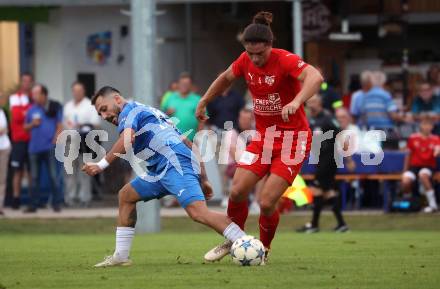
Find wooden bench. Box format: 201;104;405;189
301;172;440;211
302;173;440;182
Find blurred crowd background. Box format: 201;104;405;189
0;0;439;215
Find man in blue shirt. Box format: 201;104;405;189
24;84;63;213
358;76;399;130
83;86;248;267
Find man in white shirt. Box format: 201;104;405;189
63;82;100;207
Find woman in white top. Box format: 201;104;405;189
0;107;11;215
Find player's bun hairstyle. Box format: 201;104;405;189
253;11;273;26
92;86;121;105
242;11;274;44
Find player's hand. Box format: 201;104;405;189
281;100;301;122
81;163;103;176
195;100;209;122
200;180;214;200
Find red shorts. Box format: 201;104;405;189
236;131;312;184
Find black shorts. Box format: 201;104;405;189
10;141;30;170
312;154;337;192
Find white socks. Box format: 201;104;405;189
425;190;438;209
223;222;246;243
113;227;135;260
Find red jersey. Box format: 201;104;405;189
232;48;309;134
9;91;31;142
407;133;440;168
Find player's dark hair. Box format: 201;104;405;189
92;86;121;105
242;11;274;44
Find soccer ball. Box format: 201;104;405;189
230;235;265;266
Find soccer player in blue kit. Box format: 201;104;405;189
82;86;247;267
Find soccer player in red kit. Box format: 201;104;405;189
196;11;323;263
401;116;440;213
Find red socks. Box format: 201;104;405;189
227;199;280;248
227;199;248;230
259;210;280;249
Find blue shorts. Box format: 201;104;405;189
130;154;205;208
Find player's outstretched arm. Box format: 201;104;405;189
196;66;236;122
281;65;323;122
82;128;135;176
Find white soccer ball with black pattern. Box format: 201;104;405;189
230;235;265;266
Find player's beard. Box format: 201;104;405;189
106;105;122;126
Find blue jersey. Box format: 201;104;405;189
359;87;397;129
117;101;193;169
119;101;205;208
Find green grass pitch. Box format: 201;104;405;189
1;214;440;289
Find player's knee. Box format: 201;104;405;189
118;188;129;204
229;183;247;202
418;172;430;181
258;199;275;215
401;176;411;185
188;209;205;224
402;175;415;188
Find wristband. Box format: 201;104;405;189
96;158;110;170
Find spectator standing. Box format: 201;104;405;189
63;82;101;207
0;107;11;215
9;73;33;209
161;73;201;141
401;116;440;213
24;84;63;213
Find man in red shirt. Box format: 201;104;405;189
9;73;33;209
196;11;323;263
402;115;440;213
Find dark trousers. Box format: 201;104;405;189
29;148;62;208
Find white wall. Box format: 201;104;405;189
35;6;132;104
35;11;65;103
34;4;248;104
61;6;132;103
